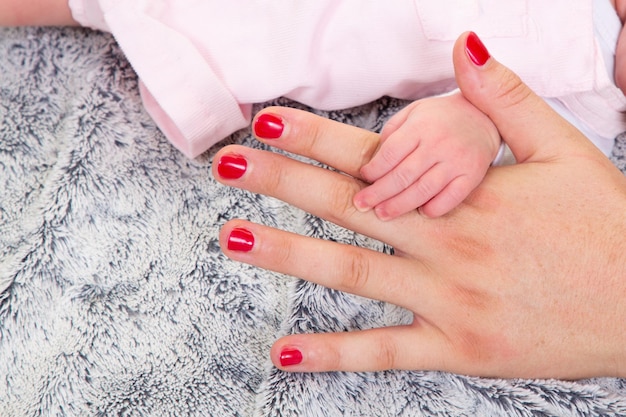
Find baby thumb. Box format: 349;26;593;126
453;32;584;163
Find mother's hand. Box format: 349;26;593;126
213;32;626;379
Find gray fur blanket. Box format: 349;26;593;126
1;26;626;417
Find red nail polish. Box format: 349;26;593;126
466;32;490;66
279;348;303;366
217;154;247;179
227;228;255;252
254;113;284;139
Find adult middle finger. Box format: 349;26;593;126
212;143;430;253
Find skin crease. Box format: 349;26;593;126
214;32;626;379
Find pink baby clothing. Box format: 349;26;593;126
68;0;626;158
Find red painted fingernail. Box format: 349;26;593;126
466;32;490;66
280;348;303;366
254;113;284;139
217;154;247;179
227;228;255;252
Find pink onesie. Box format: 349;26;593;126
69;0;626;158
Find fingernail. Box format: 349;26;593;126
279;348;303;366
254;113;284;139
217;154;247;179
466;31;490;66
353;195;371;213
374;206;392;222
227;228;255;252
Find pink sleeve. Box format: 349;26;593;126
65;0;433;159
104;6;249;159
67;0;615;160
67;0;109;32
68;0;249;159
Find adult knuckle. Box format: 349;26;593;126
359;131;383;162
374;334;399;369
325;346;343;371
324;179;361;222
262;158;287;195
455;329;485;363
299;122;324;157
336;247;371;292
436;222;494;262
450;283;489;310
272;235;295;268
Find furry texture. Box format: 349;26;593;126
0;27;625;417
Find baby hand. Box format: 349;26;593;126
354;92;501;219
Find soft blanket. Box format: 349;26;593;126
1;26;625;417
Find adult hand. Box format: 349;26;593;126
213;32;626;379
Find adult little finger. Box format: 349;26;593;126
269;324;456;373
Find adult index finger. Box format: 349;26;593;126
212;145;428;253
252;106;381;181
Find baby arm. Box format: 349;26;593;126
353;91;501;220
0;0;76;26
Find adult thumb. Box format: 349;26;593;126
453;31;591;163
